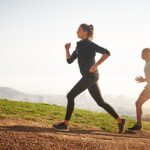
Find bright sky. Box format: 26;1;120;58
0;0;150;99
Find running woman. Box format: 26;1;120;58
53;23;125;133
129;48;150;130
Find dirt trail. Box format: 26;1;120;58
0;119;150;150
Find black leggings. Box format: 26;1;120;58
65;73;119;121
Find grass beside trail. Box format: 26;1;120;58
0;99;150;132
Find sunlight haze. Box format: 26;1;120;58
0;0;150;101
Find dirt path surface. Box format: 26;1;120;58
0;119;150;150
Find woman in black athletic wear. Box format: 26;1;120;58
53;23;125;133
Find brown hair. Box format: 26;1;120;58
80;23;94;40
142;48;150;55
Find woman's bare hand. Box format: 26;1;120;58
65;43;71;50
135;76;146;83
89;64;98;73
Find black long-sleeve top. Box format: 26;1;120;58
67;39;110;76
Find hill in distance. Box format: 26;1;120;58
0;86;149;118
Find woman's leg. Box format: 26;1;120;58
135;88;150;125
88;81;119;119
87;81;126;133
65;76;97;121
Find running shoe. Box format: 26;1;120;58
128;124;142;131
52;121;69;132
118;118;126;133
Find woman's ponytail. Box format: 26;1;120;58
80;23;94;40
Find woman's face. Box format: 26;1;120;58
76;26;87;39
142;51;150;60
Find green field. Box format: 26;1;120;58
0;99;150;132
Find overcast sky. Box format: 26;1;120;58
0;0;150;100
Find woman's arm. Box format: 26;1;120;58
135;76;146;83
89;42;111;56
136;63;150;83
136;76;150;83
65;43;78;64
95;53;109;66
65;43;71;60
89;42;110;72
89;54;109;72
